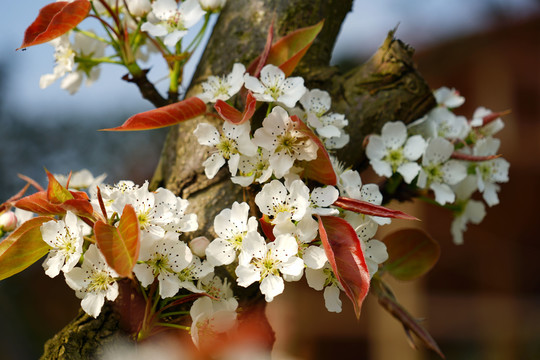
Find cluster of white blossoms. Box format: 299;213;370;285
41;0;227;94
365;87;510;244
193;63;387;313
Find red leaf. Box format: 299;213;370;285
214;92;257;125
0;216;53;280
46;169;73;204
15;191;66;215
291;115;337;185
102;97;207;131
94;204;140;278
333;197;418;221
258;215;275;242
18;0;91;50
317;215;370;318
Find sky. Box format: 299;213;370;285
1;0;539;120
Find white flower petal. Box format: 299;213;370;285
260;274;284;302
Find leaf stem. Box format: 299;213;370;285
155;323;190;331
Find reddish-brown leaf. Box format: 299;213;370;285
18;0;91;50
102;96;207;131
247;20;324;77
46;169;73;204
94;204;140;278
291;115;337;185
381;228;440;281
0;216;53;280
15;191;66;215
318;215;370;319
258;215;275;242
333;197;418;221
248;20;274;77
214;92;257;125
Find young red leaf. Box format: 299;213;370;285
214;92;257;125
18;0;91;50
381;228;440;281
102;96;207;131
46;169;73;204
0;216;53;281
14;191;66;215
333;196;418;221
291;115;337;185
250;20;275;78
247;20;324;77
94;204;140;278
317;215;370;319
258;215;275;242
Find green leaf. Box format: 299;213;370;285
0;217;53;281
102;96;207;131
18;0;91;50
381;228;440;281
318;215;370;319
94;204;140;278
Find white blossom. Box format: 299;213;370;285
255;179;311;225
133;232;193;298
473;137;510;206
197;63;245;103
141;0;206;47
450;176;486;245
235;234;303;302
253;106;318;178
194;121;257;179
230;150;273;186
366;121;426;184
54;169;107;191
244;64;306;108
205;202;262;266
309;186;339;216
177;255;214;293
64;245;119;318
417;137;467;205
305;263;343;313
190;296;238;348
40;211;84;278
434;86;465;109
198;0;226;12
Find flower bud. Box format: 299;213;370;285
0;211;18;232
198;0;226;12
189;236;211;257
126;0;152;17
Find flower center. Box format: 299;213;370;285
88;270;114;293
216;136;237;159
384;148;405;171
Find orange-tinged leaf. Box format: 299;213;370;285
247;20;324;77
18;0;91;50
381;228;440;281
0;216;53;281
258;215;275;242
291;115;337;185
318;215;370;318
333;196;418;220
46;169;73;204
94;205;140;278
214;92;257;125
15;191;66;215
102;96;207;131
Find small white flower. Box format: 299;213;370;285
205;202;262;266
64;244;119;318
309;186;339;216
255;179;311;225
40;211;84;278
433;86;465;109
417;137;467;205
198;274;234;301
253;106;318;178
244;64;306;108
198;0;226;12
177;256;214;293
230;149;273;186
197;63;245;103
450;176;486;245
366;121;426;184
141;0;206;47
133;232;193;298
471;107;505;137
473;137;510;207
235;234;303;302
194;121;257;179
305;263;343;313
190;296;238;348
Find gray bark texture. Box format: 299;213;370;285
41;0;435;358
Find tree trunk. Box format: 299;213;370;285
41;0;435;358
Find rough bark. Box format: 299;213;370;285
41;0;436;358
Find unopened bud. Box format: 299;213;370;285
0;211;18;232
190;236;211;257
199;0;226;12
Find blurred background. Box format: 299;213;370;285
1;0;540;359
